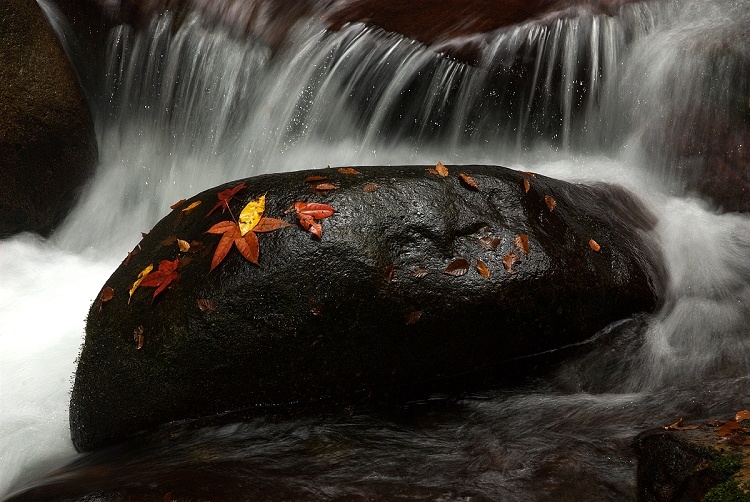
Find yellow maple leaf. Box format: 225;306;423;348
238;194;265;236
129;264;153;303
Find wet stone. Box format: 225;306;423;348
70;164;665;451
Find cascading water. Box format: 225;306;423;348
1;0;749;499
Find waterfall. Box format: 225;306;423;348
1;0;749;498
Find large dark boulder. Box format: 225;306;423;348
0;0;98;237
70;165;664;451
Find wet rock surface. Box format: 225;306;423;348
70;164;665;452
635;414;750;502
0;0;98;237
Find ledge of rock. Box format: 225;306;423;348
0;0;98;238
70;164;665;451
635;412;750;502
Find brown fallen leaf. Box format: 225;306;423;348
427;162;449;177
444;258;469;277
717;421;743;437
384;265;396;284
178;256;192;269
170;199;186;210
405;310;423;325
459;173;480;191
522;171;537;178
189;240;204;253
729;435;750;446
141;232;149;238
123;244;141;265
523;179;531;193
736;410;750;422
196;298;217;314
514;234;530;256
338;167;361;175
308;297;324;316
503;252;518;273
544;195;557;211
411;266;428;278
589;239;601;252
664;417;701;431
305;175;329;183
478;236;501;251
134;325;144;350
476;259;490;278
314;183;338;191
161;235;177;247
100;286;114;303
362;183;379;193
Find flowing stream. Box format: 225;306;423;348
1;0;749;499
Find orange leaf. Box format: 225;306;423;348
295;201;334;238
295;202;335;219
170;199;186;210
209;224;239;272
523;179;531;193
207;221;237;234
476;259;490;278
717;421;742;437
522;171;536;178
514;234;530;256
140;258;180;299
503;252;518;273
435;162;449;177
444;258;469;277
363;183;378;193
298;213;322;238
736;410;750;422
254;217;292;233
305;175;329;183
206;182;246;217
234;232;259;265
459;173;480;191
589;239;601;252
544;195;557;211
338;167;361;175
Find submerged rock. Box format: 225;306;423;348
0;0;98;237
70;165;664;451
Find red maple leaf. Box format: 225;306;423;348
139;258;180;300
205;182;246;218
206;217;290;271
294;201;335;238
